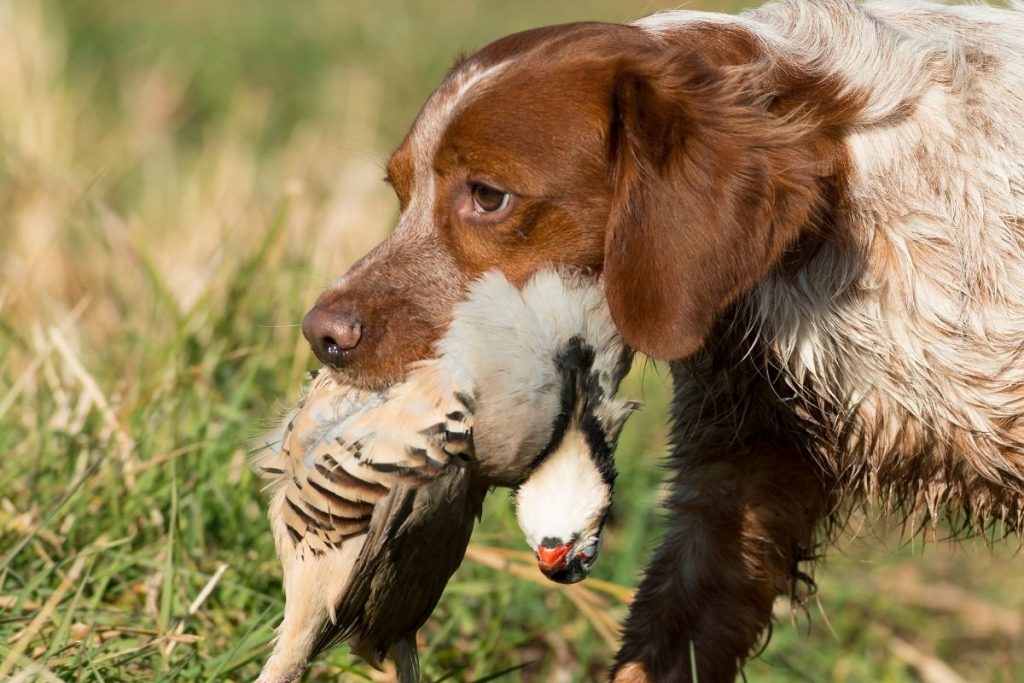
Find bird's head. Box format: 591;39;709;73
514;428;615;584
512;329;638;584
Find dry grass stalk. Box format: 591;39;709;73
463;545;633;651
0;554;88;679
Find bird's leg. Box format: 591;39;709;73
257;491;364;683
255;551;330;683
612;439;832;683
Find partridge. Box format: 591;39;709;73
253;270;636;682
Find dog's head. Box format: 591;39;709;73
303;21;836;389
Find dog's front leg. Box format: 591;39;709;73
612;435;831;683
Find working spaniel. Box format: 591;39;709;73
299;1;1024;680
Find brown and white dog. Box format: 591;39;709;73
300;1;1024;681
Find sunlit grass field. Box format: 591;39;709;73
1;1;1022;681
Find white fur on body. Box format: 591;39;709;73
639;0;1024;521
253;270;634;682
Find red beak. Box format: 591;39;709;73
536;543;572;577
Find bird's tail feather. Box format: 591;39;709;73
390;635;421;683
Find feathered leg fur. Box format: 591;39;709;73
613;438;830;683
613;344;834;683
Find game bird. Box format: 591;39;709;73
253;270;637;683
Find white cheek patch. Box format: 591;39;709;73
514;429;612;549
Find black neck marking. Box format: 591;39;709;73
520;336;619;489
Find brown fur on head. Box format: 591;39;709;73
301;21;834;388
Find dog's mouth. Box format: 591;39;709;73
323;365;396;394
307;267;605;392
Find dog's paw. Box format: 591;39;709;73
612;662;652;683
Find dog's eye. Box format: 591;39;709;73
471;184;510;213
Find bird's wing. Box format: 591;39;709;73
345;360;476;467
254;365;475;559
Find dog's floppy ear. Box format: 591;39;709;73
604;49;822;360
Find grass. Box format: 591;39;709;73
1;0;1022;681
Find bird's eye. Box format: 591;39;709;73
471;183;510;213
578;543;599;560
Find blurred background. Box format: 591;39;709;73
1;0;1021;681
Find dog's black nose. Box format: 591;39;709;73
302;306;363;368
